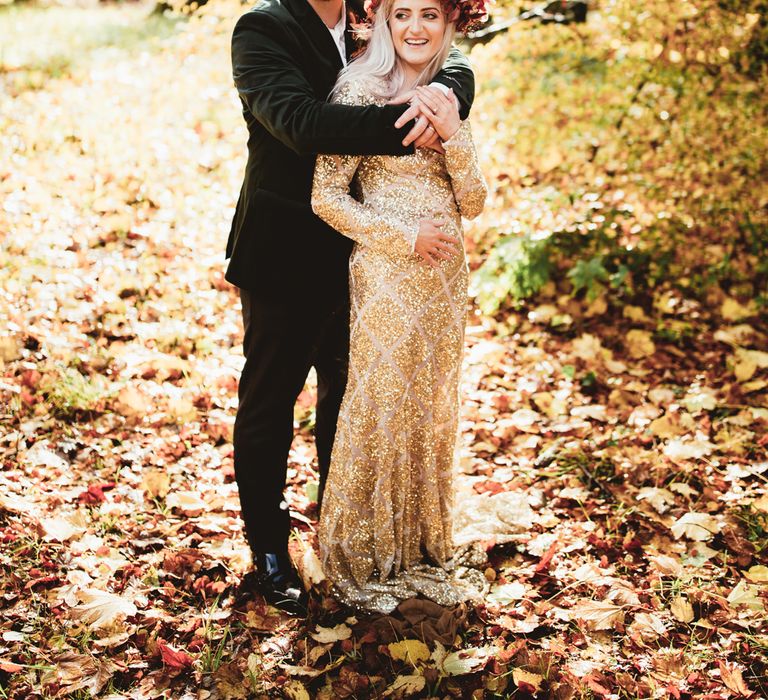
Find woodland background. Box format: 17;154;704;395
0;0;767;698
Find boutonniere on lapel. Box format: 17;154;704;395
347;7;369;59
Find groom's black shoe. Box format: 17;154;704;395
238;550;308;615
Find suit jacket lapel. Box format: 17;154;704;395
282;0;344;70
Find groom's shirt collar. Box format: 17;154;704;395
327;2;348;66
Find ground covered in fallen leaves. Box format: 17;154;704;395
1;2;767;698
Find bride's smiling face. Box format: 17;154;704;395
388;0;447;72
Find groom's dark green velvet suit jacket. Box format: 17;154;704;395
225;0;475;299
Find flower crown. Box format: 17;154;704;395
361;0;491;34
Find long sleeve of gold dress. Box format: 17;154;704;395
311;79;488;614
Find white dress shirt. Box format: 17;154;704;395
326;4;348;66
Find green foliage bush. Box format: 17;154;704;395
471;0;768;314
472;233;552;314
474;204;767;314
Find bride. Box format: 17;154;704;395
311;0;488;614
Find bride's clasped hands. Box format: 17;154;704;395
391;83;461;147
412;84;462;142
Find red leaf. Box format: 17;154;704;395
473;480;506;495
187;637;206;652
157;641;194;670
584;672;612;696
21;369;41;389
534;540;560;573
77;482;116;504
517;680;539;694
358;628;377;644
0;660;24;673
24;574;60;590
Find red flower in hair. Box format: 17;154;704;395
362;0;491;34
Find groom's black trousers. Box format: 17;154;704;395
233;288;349;555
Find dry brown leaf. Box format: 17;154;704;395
718;660;755;697
669;596;695;622
744;565;768;583
636;487;676;514
628;611;667;642
382;674;426;698
572;333;603;361
487;581;528;605
140;469;170;498
664;437;715;462
158;641;195;669
623;305;648;322
512;668;543;692
441;646;494;675
682;386;718;414
670;513;721;541
0;336;22;362
387;640;430;666
625;329;655;359
281;681;311;700
528;304;558;324
165;490;209;515
648;413;686;439
113;384;153;417
584;294;607;317
508;408;542;432
721;298;756;321
167;395;197;422
41;652;120;696
727;581;764;611
648;554;683;576
753;494;768;513
299;543;327;586
40;513;88;542
570;599;626;630
70;588;138;629
310;623;352;643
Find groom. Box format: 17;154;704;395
226;0;475;613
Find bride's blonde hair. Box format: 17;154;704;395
332;0;457;101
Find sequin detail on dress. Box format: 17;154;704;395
311;79;488;614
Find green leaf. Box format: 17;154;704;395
567;256;609;300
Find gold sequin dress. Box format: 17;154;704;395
311;78;488;614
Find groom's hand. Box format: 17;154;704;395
415;86;460;142
391;91;440;148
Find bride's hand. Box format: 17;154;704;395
415;86;460;142
422;134;446;154
390;91;441;148
414;219;459;267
